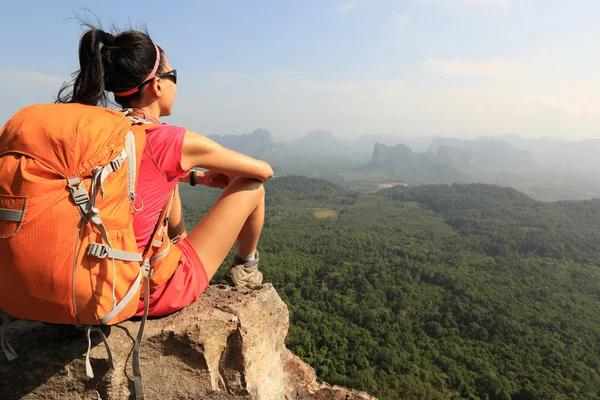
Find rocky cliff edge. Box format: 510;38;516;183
0;284;376;400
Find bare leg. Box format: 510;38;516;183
185;177;265;281
236;190;265;257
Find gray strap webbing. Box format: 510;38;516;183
88;211;112;250
67;178;92;222
100;148;128;186
89;148;127;203
90;147;127;206
150;240;171;265
95;327;115;370
90;170;103;209
133;263;151;400
84;326;94;378
83;326;115;379
125;114;154;125
0;208;23;222
125;131;137;202
87;243;142;262
98;266;144;325
85;193;115;310
0;317;18;361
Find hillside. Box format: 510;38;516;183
427;137;533;171
349;134;439;153
180;177;600;400
360;142;470;185
289;130;345;154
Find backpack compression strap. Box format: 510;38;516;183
133;188;177;400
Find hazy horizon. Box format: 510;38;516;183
221;129;600;144
1;0;599;141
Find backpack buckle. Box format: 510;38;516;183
110;157;123;172
67;178;90;206
87;243;109;259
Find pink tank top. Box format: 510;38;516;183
133;124;189;250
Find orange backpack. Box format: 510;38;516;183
0;103;181;397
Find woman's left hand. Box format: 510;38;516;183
203;170;232;189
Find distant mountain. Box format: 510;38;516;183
535;139;600;170
433;145;473;169
367;142;473;172
364;142;469;183
290;130;345;153
209;128;282;158
488;135;600;171
489;135;567;155
349;135;439;153
428;137;533;170
368;142;417;168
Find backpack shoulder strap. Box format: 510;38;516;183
115;111;176;400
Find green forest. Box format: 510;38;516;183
179;176;600;400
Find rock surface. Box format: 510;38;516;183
0;284;376;400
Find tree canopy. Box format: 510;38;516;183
180;177;600;400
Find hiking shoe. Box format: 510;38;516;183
224;251;263;289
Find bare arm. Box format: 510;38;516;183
168;188;187;240
181;131;273;182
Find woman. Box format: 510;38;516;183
58;27;273;317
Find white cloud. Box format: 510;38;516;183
209;70;405;94
265;70;309;78
4;61;600;142
520;91;600;119
0;69;67;88
416;0;510;6
211;72;250;84
175;52;600;140
277;77;406;95
0;69;68;124
339;1;355;12
424;58;518;77
393;12;412;26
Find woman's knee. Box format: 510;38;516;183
229;177;265;198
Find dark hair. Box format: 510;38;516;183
57;27;167;108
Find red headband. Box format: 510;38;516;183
113;43;161;97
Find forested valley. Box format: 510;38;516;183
180;176;600;400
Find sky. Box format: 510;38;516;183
1;0;599;141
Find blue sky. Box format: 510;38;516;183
1;0;599;140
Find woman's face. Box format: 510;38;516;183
155;57;177;117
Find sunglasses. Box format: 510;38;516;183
157;69;177;84
138;69;178;90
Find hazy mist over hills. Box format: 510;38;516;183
209;126;599;171
208;128;600;202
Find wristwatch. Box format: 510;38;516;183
189;170;197;186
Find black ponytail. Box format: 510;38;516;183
57;26;167;108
